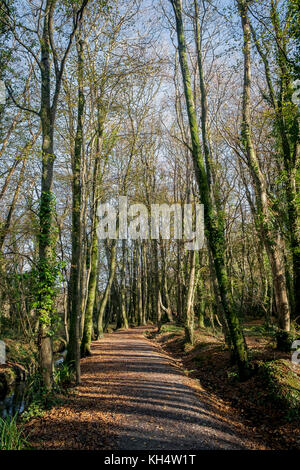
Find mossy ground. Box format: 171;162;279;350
259;359;300;417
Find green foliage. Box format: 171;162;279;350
21;371;64;423
3;339;37;368
259;359;300;420
227;370;239;381
287;0;300;73
0;414;29;450
34;191;66;334
20;364;74;424
21;402;45;423
160;324;183;334
0;269;39;338
33;258;62;328
54;363;75;389
243;324;277;338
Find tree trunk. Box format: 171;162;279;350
96;239;117;338
184;250;196;344
66;37;85;384
160;240;173;322
119;240;129;329
171;0;249;378
153;239;161;331
37;0;56;389
80;187;99;356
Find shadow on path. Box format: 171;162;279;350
27;326;254;450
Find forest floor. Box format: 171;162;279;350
150;322;300;451
25;326;262;450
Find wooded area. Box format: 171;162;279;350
0;0;299;452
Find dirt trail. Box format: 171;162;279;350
27;326;258;450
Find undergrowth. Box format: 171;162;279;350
0;414;29;450
21;363;75;423
259;359;300;420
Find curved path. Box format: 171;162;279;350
27;327;255;450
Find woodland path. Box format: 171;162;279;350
27;326;256;450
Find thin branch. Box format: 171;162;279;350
5;83;40;116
